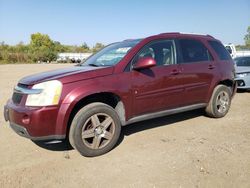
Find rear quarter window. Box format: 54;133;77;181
208;41;232;61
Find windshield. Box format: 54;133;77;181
81;40;141;67
234;57;250;66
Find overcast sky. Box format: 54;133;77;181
0;0;249;46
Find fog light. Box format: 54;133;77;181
237;80;245;87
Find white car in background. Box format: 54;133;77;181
225;44;250;58
234;56;250;90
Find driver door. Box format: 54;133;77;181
131;39;184;117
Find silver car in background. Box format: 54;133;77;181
234;56;250;90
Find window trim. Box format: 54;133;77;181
128;39;177;71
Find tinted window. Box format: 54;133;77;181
179;39;212;63
135;40;176;66
234;57;250;66
209;41;232;61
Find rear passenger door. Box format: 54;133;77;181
177;39;217;106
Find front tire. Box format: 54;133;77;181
205;85;232;118
69;102;121;157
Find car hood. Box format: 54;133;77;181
235;66;250;74
19;65;114;85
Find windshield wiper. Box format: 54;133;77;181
88;63;99;67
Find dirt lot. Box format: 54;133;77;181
0;64;249;188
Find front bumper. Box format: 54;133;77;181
4;100;66;141
9;122;65;141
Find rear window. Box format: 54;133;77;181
179;39;212;63
209;41;232;61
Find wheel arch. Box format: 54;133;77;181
217;79;237;96
218;79;234;88
206;78;235;104
62;92;126;138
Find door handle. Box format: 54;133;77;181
208;64;215;69
170;69;181;75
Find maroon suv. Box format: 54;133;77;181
4;33;236;157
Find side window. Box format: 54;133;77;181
208;41;232;61
179;39;212;63
134;40;176;66
138;47;155;59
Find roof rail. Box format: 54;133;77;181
206;34;215;38
158;32;214;38
158;32;180;35
180;32;215;38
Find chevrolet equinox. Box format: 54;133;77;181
4;33;236;157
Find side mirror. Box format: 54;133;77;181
133;57;156;70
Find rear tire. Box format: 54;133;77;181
205;85;232;118
69;102;121;157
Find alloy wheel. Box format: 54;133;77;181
81;113;115;149
216;91;230;113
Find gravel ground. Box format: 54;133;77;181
0;64;249;188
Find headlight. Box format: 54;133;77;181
25;80;62;107
237;72;250;78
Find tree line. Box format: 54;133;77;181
1;27;250;64
0;33;104;64
236;26;250;50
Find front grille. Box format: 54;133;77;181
12;83;28;104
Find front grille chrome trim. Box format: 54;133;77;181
14;86;43;95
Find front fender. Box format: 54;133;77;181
54;87;103;136
54;86;130;135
